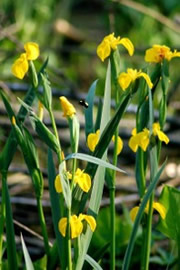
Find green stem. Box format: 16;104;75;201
49;109;62;163
139;149;146;198
110;127;119;270
0;172;6;264
67;208;72;270
70;158;77;190
37;197;50;255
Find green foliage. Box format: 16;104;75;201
158;185;180;241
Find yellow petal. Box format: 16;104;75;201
168;50;180;61
137;72;153;89
145;45;171;63
82;214;96;232
128;135;139;152
24;42;40;60
11;53;29;79
97;40;111;62
70;215;83;239
153;202;166;219
112;135;123;155
152;122;160;136
118;72;132;91
77;172;91;193
132;128;137;136
59;96;76;117
58;217;67;237
87;130;100;152
130;206;139;222
157;130;169;144
118;38;134;56
12;116;16;125
54;174;62;193
138;128;150;151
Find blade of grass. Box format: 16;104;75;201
122;159;167;270
85;254;103;270
75;60;111;270
20;233;34;270
3;173;18;270
47;149;66;270
85;79;98;137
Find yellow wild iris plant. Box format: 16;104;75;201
1;31;178;270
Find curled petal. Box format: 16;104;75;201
87;130;100;152
54;175;62;193
97;40;111;62
59;96;76;117
118;38;134;56
83;215;96;232
130;206;139;222
112;135;123;155
168;50;180;61
153;202;166;219
70;215;83;239
118;72;132;91
24;42;40;60
137;72;153;89
11;53;29;79
58;217;67;237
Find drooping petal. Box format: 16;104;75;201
77;172;91;192
137;72;153;89
11;53;29;79
58;217;67;237
82;215;96;232
87;130;100;152
130;206;139;222
118;72;132;91
59;96;76;117
97;40;111;62
24;42;40;60
128;135;139;152
70;215;83;239
156;130;169;144
54;174;63;193
112;135;123;155
153;202;166;219
118;38;134;56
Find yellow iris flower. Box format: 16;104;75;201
118;68;153;91
130;201;166;222
129;123;169;152
54;169;91;193
129;128;150;152
59;96;76;117
87;129;123;155
97;33;134;62
11;42;40;79
59;214;96;239
152;123;169;144
145;45;180;63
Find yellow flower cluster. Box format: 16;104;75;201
12;42;39;79
97;33;134;62
118;68;153;91
130;201;166;222
59;214;96;239
145;45;180;63
59;96;76;118
129;123;169;152
54;168;91;193
87;129;123;155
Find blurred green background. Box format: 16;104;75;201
1;0;180;95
